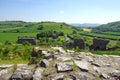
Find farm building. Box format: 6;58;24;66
17;36;36;45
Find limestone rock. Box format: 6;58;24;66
49;73;64;80
56;62;73;72
0;64;14;80
38;59;49;68
33;68;43;80
74;60;89;72
11;66;33;80
0;64;13;69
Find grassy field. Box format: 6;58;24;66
82;28;92;32
79;31;120;40
0;21;120;63
0;33;37;43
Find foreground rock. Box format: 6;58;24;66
11;65;34;80
56;62;73;72
37;59;49;68
0;47;120;80
0;64;14;80
74;60;90;71
33;68;43;80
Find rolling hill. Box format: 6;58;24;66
0;21;74;33
70;23;101;28
0;21;76;43
92;21;120;32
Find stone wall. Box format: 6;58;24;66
74;38;86;49
90;38;109;50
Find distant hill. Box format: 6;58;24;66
70;23;101;28
92;21;120;32
0;21;74;33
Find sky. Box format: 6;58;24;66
0;0;120;24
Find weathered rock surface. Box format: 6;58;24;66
33;68;43;80
11;65;34;80
0;47;120;80
56;62;73;72
74;60;90;71
38;59;49;68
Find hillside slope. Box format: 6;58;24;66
0;21;74;33
92;21;120;32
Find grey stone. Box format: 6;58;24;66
111;70;120;78
38;59;49;68
56;62;73;72
100;73;109;79
74;60;89;72
49;73;64;80
68;75;76;80
11;72;23;80
0;64;13;69
11;67;33;80
91;62;101;67
33;68;43;80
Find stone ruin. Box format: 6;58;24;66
90;38;109;50
64;38;86;49
74;38;86;49
17;36;36;45
52;33;58;39
63;42;75;49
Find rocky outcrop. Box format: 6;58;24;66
33;68;43;80
11;65;34;80
37;59;49;68
0;64;14;80
74;60;90;71
0;47;120;80
56;62;73;72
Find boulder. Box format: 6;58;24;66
11;72;23;80
11;66;33;80
0;64;14;80
74;60;89;72
33;68;43;80
0;64;13;69
38;59;49;68
49;73;64;80
110;70;120;79
56;62;73;72
0;69;13;80
42;51;53;60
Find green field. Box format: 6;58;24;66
0;21;120;64
79;31;120;40
0;33;36;43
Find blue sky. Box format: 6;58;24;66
0;0;120;23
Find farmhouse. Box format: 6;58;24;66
17;36;36;45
